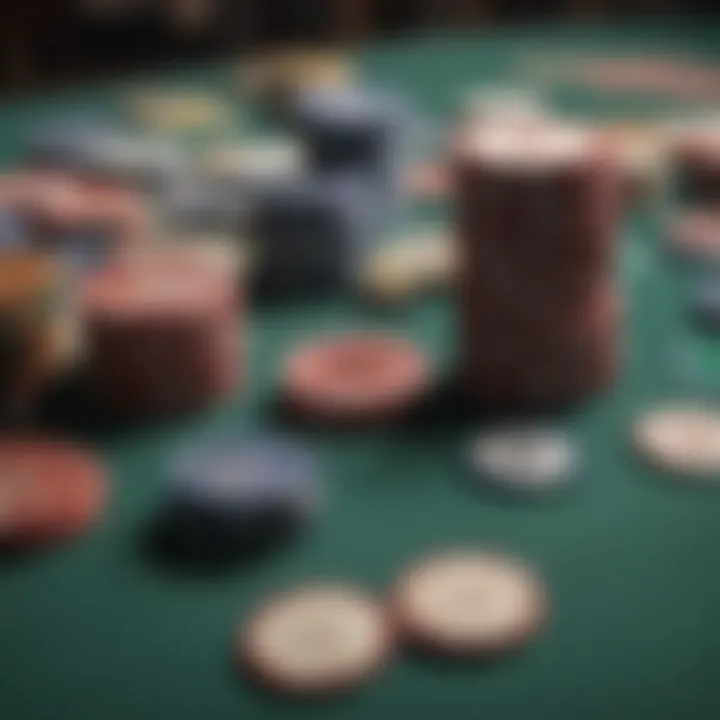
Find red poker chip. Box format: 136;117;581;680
0;439;109;547
282;333;431;426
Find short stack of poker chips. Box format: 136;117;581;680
162;433;323;562
0;252;70;414
249;176;371;302
453;123;623;408
293;87;413;238
81;246;241;421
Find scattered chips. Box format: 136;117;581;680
240;584;391;696
634;404;720;477
0;439;108;547
468;424;579;493
391;550;547;657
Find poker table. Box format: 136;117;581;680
4;21;720;720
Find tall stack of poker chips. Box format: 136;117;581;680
453;123;622;408
81;247;241;421
249;176;370;302
293;86;413;239
0;252;69;416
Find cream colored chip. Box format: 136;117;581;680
202;139;304;181
635;405;720;476
470;425;577;490
127;91;231;131
393;551;546;655
242;585;390;694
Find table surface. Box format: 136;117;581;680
3;22;720;720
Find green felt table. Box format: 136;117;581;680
4;22;720;720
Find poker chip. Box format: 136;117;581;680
467;424;579;493
668;211;720;265
127;90;231;132
250;176;372;302
201;139;305;189
240;584;391;696
452;122;621;407
282;333;431;426
391;550;547;657
240;49;353;113
170;433;322;520
634;404;720;477
0;439;108;547
82;247;240;420
601;122;669;204
360;228;455;305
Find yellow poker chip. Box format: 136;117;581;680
126;90;232;132
359;228;455;306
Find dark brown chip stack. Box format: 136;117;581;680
81;247;241;421
672;126;720;204
452;123;623;408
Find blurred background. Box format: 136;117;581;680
1;0;716;95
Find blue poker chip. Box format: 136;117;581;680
170;432;323;519
161;433;324;564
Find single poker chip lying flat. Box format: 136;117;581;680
282;333;431;426
391;550;547;657
468;424;579;493
240;584;392;696
634;404;720;477
0;439;109;547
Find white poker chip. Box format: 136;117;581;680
468;425;579;492
634;404;720;477
392;550;547;657
240;584;392;696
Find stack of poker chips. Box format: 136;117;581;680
453;123;622;408
160;433;323;564
0;252;70;416
249;176;370;302
293;86;413;239
81;246;241;422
